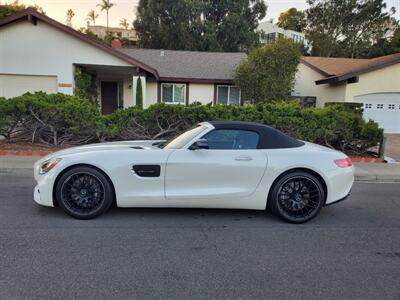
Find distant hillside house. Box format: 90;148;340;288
88;24;138;41
0;9;399;133
258;21;306;45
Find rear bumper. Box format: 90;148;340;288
324;191;351;206
324;166;354;205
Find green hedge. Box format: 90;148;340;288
0;93;383;154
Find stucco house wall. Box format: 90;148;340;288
146;82;158;107
292;63;347;107
188;84;214;105
344;64;400;102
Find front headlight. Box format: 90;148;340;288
39;158;62;175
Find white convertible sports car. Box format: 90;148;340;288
34;121;354;223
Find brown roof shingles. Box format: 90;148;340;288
118;48;247;82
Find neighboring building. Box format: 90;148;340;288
0;8;245;114
88;24;138;41
294;55;400;133
1;9;399;133
258;21;306;45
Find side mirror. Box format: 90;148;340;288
189;139;209;150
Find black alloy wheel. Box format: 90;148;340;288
56;166;114;219
270;172;325;223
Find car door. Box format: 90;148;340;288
165;129;268;200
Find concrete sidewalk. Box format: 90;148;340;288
353;162;400;182
1;155;399;182
0;155;40;176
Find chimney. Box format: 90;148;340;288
111;39;122;49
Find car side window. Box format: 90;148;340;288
203;129;259;150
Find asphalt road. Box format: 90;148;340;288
0;174;399;300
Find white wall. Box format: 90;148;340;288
0;74;57;98
0;21;132;95
146;82;158;107
189;83;214;105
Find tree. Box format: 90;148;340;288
305;0;395;58
134;0;267;52
234;39;301;103
277;8;306;32
362;23;400;57
66;9;75;27
86;10;99;25
0;1;45;20
97;0;116;30
119;18;129;29
136;78;143;109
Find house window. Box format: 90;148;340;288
263;32;276;43
388;104;395;109
377;104;384;109
217;86;241;105
161;83;186;104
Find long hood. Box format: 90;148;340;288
43;140;166;159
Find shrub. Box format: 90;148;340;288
0;93;100;146
0;94;383;154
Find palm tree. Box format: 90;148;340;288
97;0;116;30
66;9;75;27
86;10;99;25
119;18;129;30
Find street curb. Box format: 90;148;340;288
0;150;51;156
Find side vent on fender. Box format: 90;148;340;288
132;165;161;177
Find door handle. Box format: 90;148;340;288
235;155;253;161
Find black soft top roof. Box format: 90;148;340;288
208;121;304;149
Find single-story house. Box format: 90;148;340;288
1;9;399;133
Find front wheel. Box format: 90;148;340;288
55;166;114;219
269;171;325;223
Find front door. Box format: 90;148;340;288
101;81;118;114
165;129;268;200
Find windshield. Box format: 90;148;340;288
163;125;208;149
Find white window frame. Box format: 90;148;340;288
161;83;186;104
216;85;241;105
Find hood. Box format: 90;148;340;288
42;140;166;160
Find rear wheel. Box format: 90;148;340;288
55;166;114;219
269;171;325;223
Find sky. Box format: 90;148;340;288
10;0;400;28
13;0;309;29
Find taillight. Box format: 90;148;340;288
334;157;353;168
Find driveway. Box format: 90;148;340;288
385;134;400;161
1;173;399;299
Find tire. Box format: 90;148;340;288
269;171;325;224
55;166;114;220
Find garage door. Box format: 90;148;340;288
0;74;57;99
354;93;400;134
